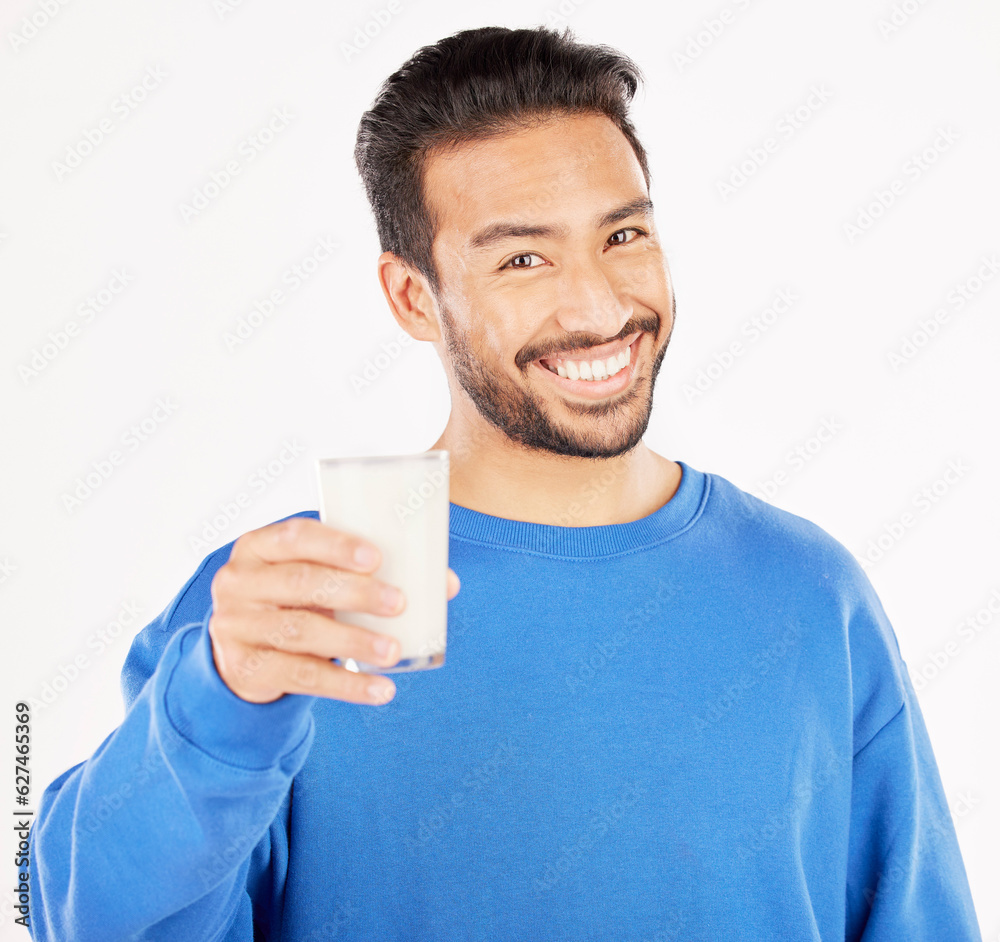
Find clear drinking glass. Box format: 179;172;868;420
314;450;450;673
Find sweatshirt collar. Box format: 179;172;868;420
447;459;708;558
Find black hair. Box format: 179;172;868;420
354;24;651;297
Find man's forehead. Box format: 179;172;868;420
422;115;644;245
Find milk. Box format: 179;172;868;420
315;450;449;672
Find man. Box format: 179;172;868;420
28;24;982;941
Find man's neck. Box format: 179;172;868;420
427;426;681;528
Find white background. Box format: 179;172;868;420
1;0;998;936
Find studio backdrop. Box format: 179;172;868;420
1;0;997;937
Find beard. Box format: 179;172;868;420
435;296;674;460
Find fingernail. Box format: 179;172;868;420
354;545;379;567
368;681;393;701
373;635;396;657
381;585;403;612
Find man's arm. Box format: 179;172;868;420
27;546;317;941
845;663;982;941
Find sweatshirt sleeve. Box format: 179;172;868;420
843;575;982;941
27;532;319;942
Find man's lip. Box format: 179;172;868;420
536;331;642;367
532;333;641;394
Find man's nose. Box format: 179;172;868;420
553;256;633;338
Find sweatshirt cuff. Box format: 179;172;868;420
162;615;316;770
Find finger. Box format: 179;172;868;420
447;568;460;599
230;516;385;573
222;607;402;667
222;642;397;705
216;558;405;615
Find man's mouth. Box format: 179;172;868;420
536;331;640;382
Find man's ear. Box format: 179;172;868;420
377;251;442;342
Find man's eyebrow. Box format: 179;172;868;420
466;196;654;252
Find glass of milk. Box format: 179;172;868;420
314;450;449;673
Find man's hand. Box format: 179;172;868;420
207;516;460;705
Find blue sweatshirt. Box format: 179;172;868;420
27;459;982;941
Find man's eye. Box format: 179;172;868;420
608;227;645;246
499;228;645;271
501;252;543;271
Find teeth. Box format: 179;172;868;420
544;342;632;381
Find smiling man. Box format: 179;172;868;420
386;108;679;524
27;24;982;942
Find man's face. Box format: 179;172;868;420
422;111;675;460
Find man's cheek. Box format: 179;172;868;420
622;259;667;298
